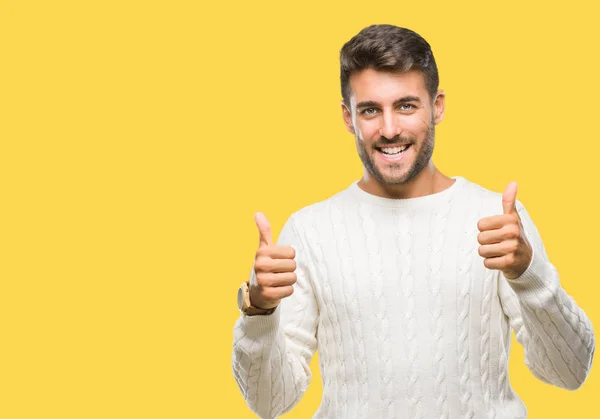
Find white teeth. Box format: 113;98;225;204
381;145;408;154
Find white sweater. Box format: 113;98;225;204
232;176;595;419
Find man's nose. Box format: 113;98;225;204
378;110;401;139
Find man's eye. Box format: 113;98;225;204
361;108;378;115
399;104;415;111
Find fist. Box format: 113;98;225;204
250;212;297;309
477;182;533;279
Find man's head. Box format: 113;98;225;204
340;25;445;186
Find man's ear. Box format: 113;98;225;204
433;89;445;125
341;101;355;134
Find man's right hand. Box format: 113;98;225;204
250;212;297;310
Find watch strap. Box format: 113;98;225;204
239;281;277;316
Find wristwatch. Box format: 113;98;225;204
237;281;277;316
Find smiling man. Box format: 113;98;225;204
345;67;448;199
232;24;595;419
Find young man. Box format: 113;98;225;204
232;24;595;419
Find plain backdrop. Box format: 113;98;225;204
0;0;598;418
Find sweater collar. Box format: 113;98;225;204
347;176;466;209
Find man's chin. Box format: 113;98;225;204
375;172;411;185
381;177;409;186
375;167;410;185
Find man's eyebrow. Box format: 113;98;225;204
356;96;422;109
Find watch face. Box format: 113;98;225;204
237;286;243;310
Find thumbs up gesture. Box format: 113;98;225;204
476;182;533;279
250;212;297;310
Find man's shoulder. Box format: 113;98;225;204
460;177;502;201
459;177;526;214
287;183;354;227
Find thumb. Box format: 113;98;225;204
502;181;518;215
254;212;273;247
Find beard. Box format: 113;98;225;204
355;118;435;185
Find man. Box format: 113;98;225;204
232;24;595;419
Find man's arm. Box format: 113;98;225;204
232;214;319;419
498;203;595;390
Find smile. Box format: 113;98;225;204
376;144;411;161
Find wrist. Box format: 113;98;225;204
249;286;279;310
238;282;277;316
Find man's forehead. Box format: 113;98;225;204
349;69;428;103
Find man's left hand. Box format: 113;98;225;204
476;181;533;279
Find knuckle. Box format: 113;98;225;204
262;288;277;302
478;246;485;257
291;260;297;271
256;274;270;287
256;247;269;257
514;226;521;239
255;273;265;285
510;225;520;238
290;272;297;284
254;259;268;272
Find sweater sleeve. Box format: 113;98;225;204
498;202;595;390
232;214;319;418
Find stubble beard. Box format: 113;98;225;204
356;120;435;186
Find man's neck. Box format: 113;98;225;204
358;165;455;199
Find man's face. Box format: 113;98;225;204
342;69;445;185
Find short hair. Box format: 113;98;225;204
340;24;439;106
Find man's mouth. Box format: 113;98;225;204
376;144;411;158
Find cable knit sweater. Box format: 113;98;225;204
232;176;595;419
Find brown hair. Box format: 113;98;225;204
340;24;439;106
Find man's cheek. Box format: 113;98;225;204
417;115;432;128
357;122;378;141
399;116;427;131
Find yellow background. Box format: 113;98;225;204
1;0;598;417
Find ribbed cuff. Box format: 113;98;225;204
504;248;559;299
239;305;281;343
